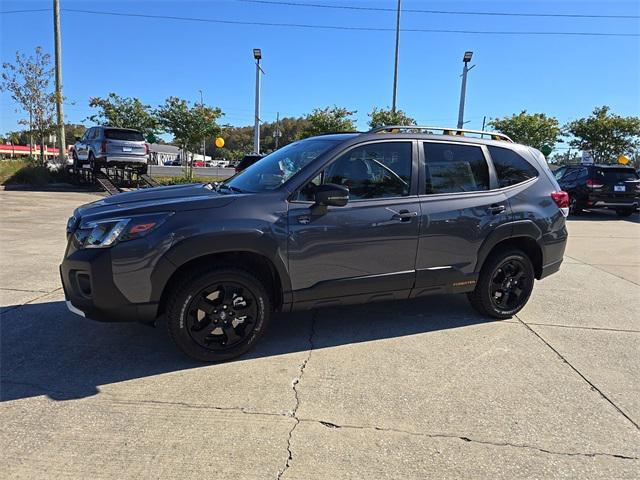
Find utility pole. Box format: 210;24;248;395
391;0;401;113
199;89;205;163
457;51;475;130
274;111;281;150
53;0;66;164
253;49;263;155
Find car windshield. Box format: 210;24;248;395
223;139;338;193
105;129;144;141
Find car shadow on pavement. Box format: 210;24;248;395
1;294;497;402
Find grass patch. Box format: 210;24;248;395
0;159;72;186
152;176;225;186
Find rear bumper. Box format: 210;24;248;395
60;248;158;323
587;195;639;209
99;155;148;165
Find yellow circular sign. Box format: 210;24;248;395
215;137;225;148
617;155;630;165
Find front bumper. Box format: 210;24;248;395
60;247;158;323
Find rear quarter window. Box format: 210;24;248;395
104;129;145;141
488;146;538;188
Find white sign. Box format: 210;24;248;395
581;150;594;164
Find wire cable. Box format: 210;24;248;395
59;8;639;37
238;0;640;20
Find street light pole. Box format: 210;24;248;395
199;89;205;163
53;0;66;164
391;0;401;113
253;49;262;155
457;51;475;129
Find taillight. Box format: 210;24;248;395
551;191;569;217
101;140;107;153
586;178;604;188
145;143;149;155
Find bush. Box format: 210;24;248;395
0;159;71;186
153;175;224;186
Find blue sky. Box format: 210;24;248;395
1;0;639;147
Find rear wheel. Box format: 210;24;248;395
616;208;635;217
569;196;582;215
166;267;271;362
467;249;535;319
88;152;99;172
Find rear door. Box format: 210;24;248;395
287;140;421;306
413;141;511;295
77;128;92;160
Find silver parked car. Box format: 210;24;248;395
72;126;148;173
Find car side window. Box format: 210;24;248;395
561;170;579;182
488;146;539;188
423;142;489;194
82;128;92;141
298;142;412;201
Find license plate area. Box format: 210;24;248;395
614;185;626;192
122;146;132;152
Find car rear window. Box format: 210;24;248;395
594;168;638;182
104;129;144;141
488;146;538;187
423;143;489;194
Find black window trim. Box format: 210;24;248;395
417;140;497;197
288;139;419;204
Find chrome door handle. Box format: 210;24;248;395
393;210;418;221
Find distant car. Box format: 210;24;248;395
235;154;263;173
193;160;205;168
556;164;640;216
72;126;148;173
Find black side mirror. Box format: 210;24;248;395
312;183;349;213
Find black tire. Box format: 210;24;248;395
166;267;271;362
138;164;148;175
569;196;582;215
72;150;80;170
616;209;634;218
467;249;535;319
88;152;99;172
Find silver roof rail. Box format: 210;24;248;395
368;125;514;143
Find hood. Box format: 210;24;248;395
74;183;237;222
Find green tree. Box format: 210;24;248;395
156;96;223;177
87;93;158;139
488;111;561;151
564;106;640;163
1;47;56;164
367;107;416;129
303;106;357;137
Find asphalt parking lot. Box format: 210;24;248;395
1;189;638;479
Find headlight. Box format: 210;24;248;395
74;212;172;249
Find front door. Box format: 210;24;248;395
287;140;421;306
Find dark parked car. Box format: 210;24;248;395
72;126;149;173
235;154;263;173
555;164;639;216
61;126;569;362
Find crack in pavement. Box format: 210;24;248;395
521;322;640;334
563;254;640;287
301;420;638;460
4;376;636;463
516;315;639;431
277;310;318;480
1;287;64;314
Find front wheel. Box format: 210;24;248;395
166;268;271;362
467;249;535;319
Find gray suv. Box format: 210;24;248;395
61;126;569;362
72;126;148;173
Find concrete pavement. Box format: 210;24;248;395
1;190;638;479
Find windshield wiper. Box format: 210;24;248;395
216;183;244;194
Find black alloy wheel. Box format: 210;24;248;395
186;282;258;350
488;258;531;312
467;249;534;319
167;268;271;362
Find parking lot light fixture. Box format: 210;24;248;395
253;49;263;154
457;51;475;129
253;49;262;60
463;51;473;63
